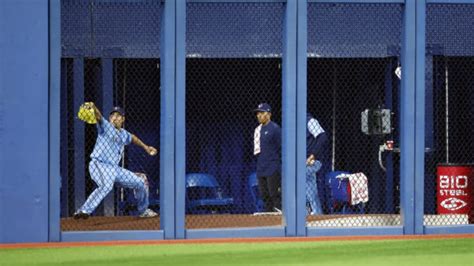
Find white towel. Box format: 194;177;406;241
338;173;369;205
307;118;325;139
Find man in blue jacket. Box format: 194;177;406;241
253;103;282;213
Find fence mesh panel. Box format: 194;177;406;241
425;4;474;226
185;2;284;229
306;3;403;227
60;0;162;231
59;1;474;233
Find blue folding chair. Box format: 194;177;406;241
186;173;234;214
248;172;265;212
326;171;365;214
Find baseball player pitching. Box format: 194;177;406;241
74;102;158;219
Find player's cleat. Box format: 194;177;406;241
273;207;283;215
139;209;158;218
73;211;90;220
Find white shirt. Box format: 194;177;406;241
253;124;262;155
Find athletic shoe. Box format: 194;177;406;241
273;207;283;215
73;211;90;220
139;209;158;218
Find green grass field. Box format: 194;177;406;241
1;238;473;266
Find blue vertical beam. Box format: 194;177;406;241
175;0;186;239
161;0;176;239
400;0;416;235
282;0;297;237
414;0;426;235
49;0;61;242
1;6;4;240
101;59;115;216
296;0;308;236
73;58;86;212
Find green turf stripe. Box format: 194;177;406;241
1;238;473;266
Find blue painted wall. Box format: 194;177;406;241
0;0;50;243
186;2;284;58
307;3;403;58
61;0;162;58
427;4;474;56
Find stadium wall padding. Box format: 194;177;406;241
0;0;50;243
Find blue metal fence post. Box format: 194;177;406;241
400;0;416;235
161;0;177;239
296;0;308;237
414;0;426;235
101;58;115;216
73;58;86;213
175;0;186;239
49;0;61;242
283;0;298;237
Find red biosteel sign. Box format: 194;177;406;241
437;165;473;214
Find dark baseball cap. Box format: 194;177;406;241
253;103;271;113
109;106;125;116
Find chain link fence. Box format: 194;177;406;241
58;0;474;233
425;4;474;226
306;3;403;227
60;0;162;231
185;2;284;229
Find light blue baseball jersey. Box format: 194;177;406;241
78;117;151;215
90;117;132;165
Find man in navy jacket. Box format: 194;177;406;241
253;103;282;213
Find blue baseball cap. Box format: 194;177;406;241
109;106;125;116
254;103;272;113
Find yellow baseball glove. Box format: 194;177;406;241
77;102;97;124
